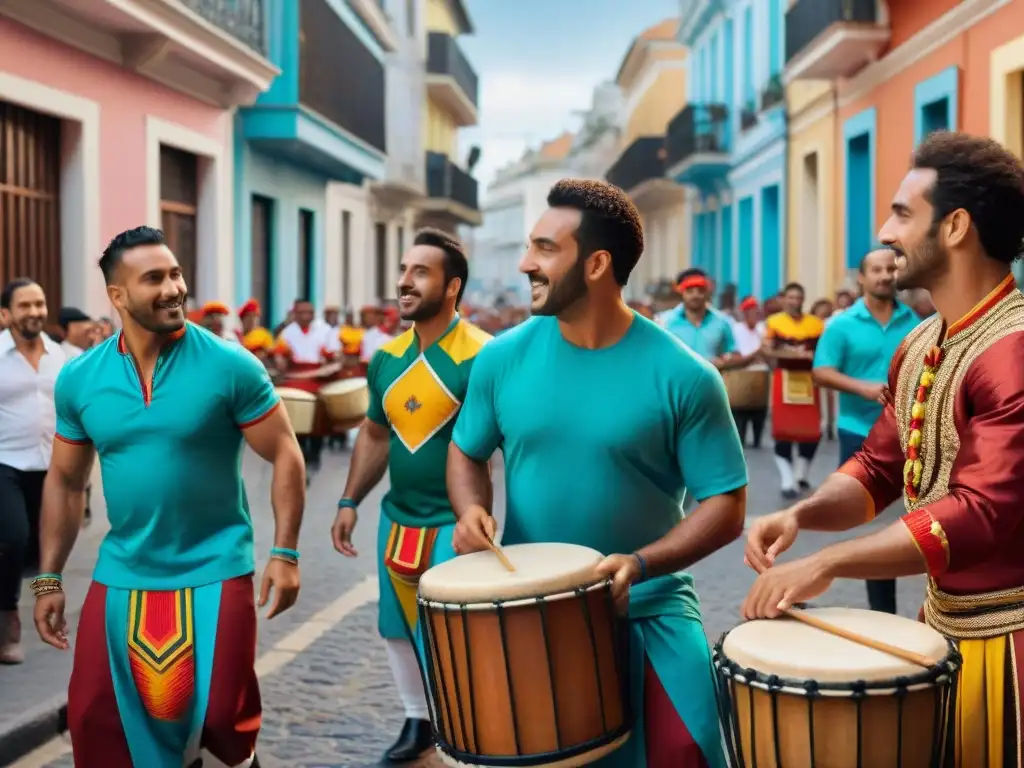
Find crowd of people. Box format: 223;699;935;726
0;130;1022;768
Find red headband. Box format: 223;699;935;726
677;276;710;292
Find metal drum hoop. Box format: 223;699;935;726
417;577;635;767
712;633;963;768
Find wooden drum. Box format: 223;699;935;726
714;608;961;768
275;387;318;436
417;543;633;767
722;369;770;410
319;377;369;424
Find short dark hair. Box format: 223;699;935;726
676;267;708;284
99;226;166;284
547;179;644;286
783;282;805;295
413;227;469;306
1;278;38;310
913;131;1024;264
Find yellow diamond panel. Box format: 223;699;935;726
383;359;459;453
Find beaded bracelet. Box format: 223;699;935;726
337;498;357;510
31;574;64;598
270;546;300;565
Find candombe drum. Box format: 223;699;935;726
722;369;770;410
714;607;961;768
417;543;633;767
275;387;318;436
319;377;369;427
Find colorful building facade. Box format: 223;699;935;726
0;0;277;319
672;0;788;300
785;0;1024;288
605;18;689;302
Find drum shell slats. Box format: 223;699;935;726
420;584;630;765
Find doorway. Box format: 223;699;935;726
800;151;820;291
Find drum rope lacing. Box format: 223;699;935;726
712;638;962;768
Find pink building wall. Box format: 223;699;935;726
0;17;230;252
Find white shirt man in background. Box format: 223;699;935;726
729;296;769;449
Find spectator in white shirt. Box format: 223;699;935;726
730;296;770;448
0;278;66;664
360;306;399;364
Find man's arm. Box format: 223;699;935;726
342;356;391;502
812;322;880;399
642;364;747;577
242;406;305;550
39;440;95;576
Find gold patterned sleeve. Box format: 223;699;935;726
904;333;1024;575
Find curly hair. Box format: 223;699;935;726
913;132;1024;264
547;179;644;286
413;227;469;305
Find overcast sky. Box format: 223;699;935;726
458;0;679;194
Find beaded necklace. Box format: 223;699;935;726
903;345;944;501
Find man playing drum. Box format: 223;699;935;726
331;228;491;763
743;132;1024;767
449;179;747;768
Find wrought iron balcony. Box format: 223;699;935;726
760;74;784;111
181;0;267;55
426;152;479;212
665;104;730;171
606;137;668;193
785;0;889;81
426;32;479;125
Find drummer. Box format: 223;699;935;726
449;179;746;768
731;296;769;448
330;228;491;764
660;267;742;371
198;301;237;343
275;298;341;472
236;298;275;366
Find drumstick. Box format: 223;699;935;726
784;608;933;668
484;534;516;572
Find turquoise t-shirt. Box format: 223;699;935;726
660;305;737;360
813;299;920;437
55;324;280;590
452;313;748;622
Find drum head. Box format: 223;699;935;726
419;542;604;604
274;387;317;401
320;378;368;396
722;608;949;683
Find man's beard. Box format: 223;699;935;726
532;258;587;317
894;234;946;291
400;291;445;322
14;319;43;339
126;294;186;333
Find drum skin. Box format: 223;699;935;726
275;387;317;435
319;377;369;422
715;608;960;768
418;543;632;767
722;369;770;409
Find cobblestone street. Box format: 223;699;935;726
5;437;926;768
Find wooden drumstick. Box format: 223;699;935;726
784;608;933;668
485;534;516;572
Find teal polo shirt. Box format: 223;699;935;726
54;323;280;590
660;306;737;360
813;299;920;437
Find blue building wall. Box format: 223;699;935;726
678;0;788;300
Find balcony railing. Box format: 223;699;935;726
426;152;479;211
665;104;729;170
760;74;784;111
786;0;879;63
427;32;479;109
181;0;267;54
300;0;386;152
606;137;667;192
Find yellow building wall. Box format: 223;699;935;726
426;0;460;34
624;67;686;146
422;96;458;159
786;108;839;300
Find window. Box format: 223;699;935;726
298;209;314;301
341;210;351;309
374;222;388;300
159;145;199;300
251;195;274;321
405;0;416;37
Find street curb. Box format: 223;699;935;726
0;694;67;766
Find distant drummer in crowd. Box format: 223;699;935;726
198;301;236;343
730;296;770;448
236;299;275;365
660;267;742;370
449;179;746;768
331;228;491;763
360;306;398;364
275;298;341;472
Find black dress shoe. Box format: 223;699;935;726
384;718;433;763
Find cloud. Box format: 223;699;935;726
461;71;599;197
